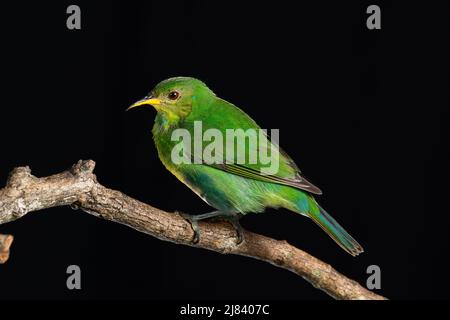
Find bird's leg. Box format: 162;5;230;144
179;211;244;245
179;211;223;244
190;211;227;220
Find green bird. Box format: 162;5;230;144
127;77;363;256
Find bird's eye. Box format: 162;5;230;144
168;91;179;100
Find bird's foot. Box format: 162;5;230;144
178;212;201;244
219;215;245;245
177;211;244;245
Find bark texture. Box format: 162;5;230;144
0;160;386;300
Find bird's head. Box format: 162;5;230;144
127;77;215;124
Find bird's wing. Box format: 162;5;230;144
210;162;322;195
183;98;322;195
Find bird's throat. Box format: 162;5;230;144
153;111;181;132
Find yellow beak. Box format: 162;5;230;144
126;97;162;111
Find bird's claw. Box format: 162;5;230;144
178;212;200;244
232;219;244;245
177;211;244;245
235;229;244;245
218;216;245;245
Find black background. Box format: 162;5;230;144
0;0;448;300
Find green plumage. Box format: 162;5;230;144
129;77;363;256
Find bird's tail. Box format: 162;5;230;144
305;199;364;256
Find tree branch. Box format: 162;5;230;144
0;160;386;300
0;234;13;263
